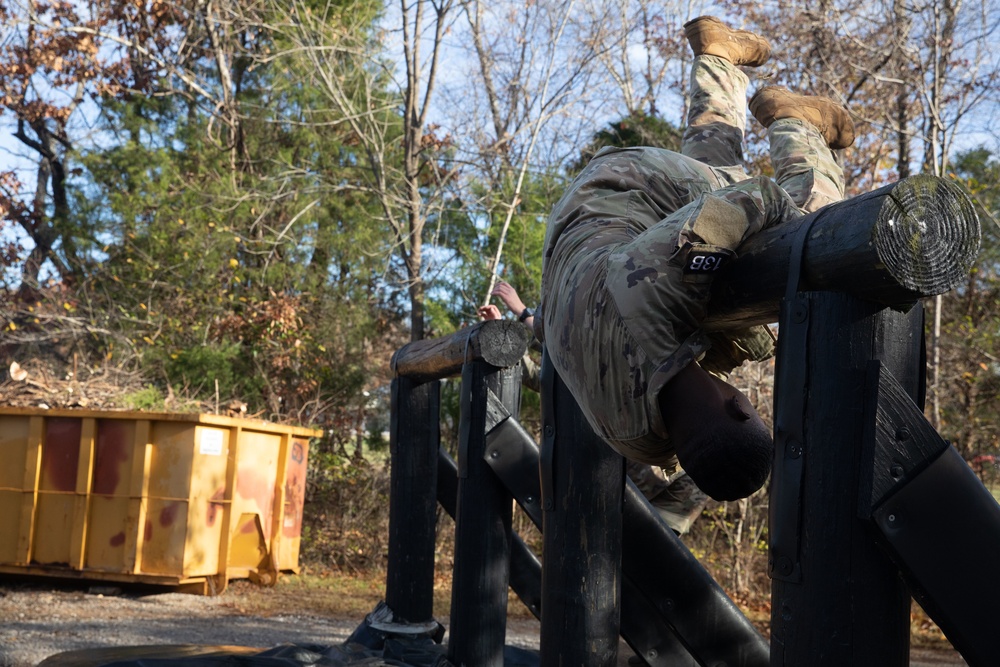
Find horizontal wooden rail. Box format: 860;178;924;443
390;320;531;383
705;174;980;330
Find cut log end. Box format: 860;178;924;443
874;175;981;295
476;319;533;369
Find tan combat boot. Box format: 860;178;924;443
684;16;771;67
749;85;856;149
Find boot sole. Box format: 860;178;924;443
750;87;855;149
684;16;771;67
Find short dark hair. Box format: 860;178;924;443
674;419;773;501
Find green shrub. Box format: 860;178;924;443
121;385;166;411
159;343;242;396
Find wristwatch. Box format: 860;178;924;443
518;308;533;322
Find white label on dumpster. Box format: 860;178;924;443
200;429;225;456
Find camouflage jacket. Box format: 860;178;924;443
536;146;790;463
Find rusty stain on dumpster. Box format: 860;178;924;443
41;418;81;492
93;420;130;496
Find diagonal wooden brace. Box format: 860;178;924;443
861;361;1000;667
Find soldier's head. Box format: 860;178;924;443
659;363;773;501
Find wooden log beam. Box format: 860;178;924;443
391;320;531;383
704;174;980;330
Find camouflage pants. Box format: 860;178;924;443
682;55;845;212
626;460;710;535
539;56;846;464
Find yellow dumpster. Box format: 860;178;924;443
0;407;320;594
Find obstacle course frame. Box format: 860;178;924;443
357;174;997;667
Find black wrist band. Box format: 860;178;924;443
518;308;533;322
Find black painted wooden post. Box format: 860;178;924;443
769;294;923;666
540;354;624;667
385;377;441;624
447;362;521;667
438;445;544;620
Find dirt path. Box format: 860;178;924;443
0;580;968;667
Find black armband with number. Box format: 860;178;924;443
679;242;735;284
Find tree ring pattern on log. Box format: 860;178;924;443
874;174;981;295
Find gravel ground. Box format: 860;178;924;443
0;585;349;666
0;580;968;667
0;580;546;667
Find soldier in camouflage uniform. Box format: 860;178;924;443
534;16;855;501
484;280;707;534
